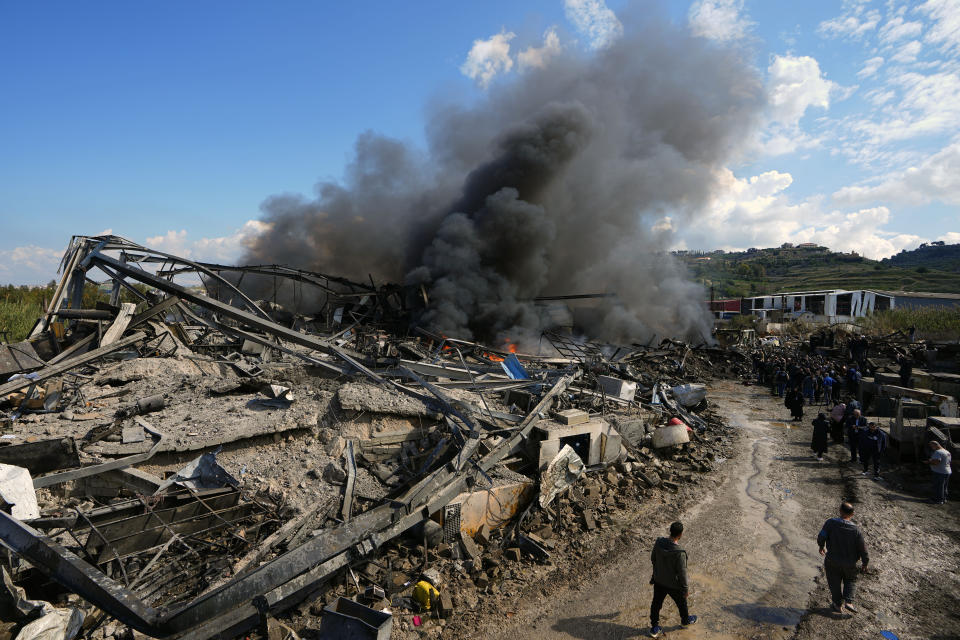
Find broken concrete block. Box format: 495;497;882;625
556;409;589;425
325;435;347;458
597;375;637;401
322;462;347;484
459;531;480;561
421;567;442;587
438;592;455;618
583;509;596;531
121;426;145;444
505;547;522;562
652;424;690;449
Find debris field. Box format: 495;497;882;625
0;234;955;640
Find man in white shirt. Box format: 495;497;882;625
926;441;952;505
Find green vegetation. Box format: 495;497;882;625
857;307;960;342
883;241;960;272
680;245;960;298
0;283;146;343
0;299;46;342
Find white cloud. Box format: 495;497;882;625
919;0;960;53
145;220;270;264
890;39;923;64
145;230;189;256
677;168;925;259
755;55;837;155
563;0;623;50
688;0;753;43
817;2;881;40
878;16;924;44
939;231;960;243
0;245;64;285
857;56;885;78
767;55;834;125
518;27;562;71
460;30;516;88
833;139;960;206
856;70;960;143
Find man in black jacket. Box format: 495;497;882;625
859;422;888;478
845;410;867;463
817;502;870;614
649;521;697;638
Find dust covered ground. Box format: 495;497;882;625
457;380;960;640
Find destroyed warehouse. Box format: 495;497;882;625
0;234;756;640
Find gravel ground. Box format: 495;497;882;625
455;380;959;640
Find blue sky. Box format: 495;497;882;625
2;0;959;284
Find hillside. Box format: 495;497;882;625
882;241;960;272
676;244;960;299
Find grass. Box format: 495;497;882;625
857;307;960;342
0;300;44;343
682;246;960;298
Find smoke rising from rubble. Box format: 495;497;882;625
243;10;763;346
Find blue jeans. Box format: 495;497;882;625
777;383;786;397
932;472;950;503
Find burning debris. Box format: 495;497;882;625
0;235;747;640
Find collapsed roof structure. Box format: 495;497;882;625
0;235;751;639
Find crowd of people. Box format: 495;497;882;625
751;349;864;423
645;336;948;636
750;345;951;494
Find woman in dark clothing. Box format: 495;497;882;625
811;413;830;461
786;388;805;421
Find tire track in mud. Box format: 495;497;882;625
742;435;816;628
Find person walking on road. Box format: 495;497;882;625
775;368;788;397
859;422;887;478
926;441;952;504
817;502;870;615
811;413;830;461
845;410;867;463
829;401;846;444
786;387;805;422
649;521;697;638
822;372;836;407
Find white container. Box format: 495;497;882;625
652;424;690;449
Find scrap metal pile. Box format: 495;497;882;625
0;235;740;640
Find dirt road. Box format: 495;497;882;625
468;380;959;640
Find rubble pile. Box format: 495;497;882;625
0;235;740;640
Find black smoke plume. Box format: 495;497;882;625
242;9;764;346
